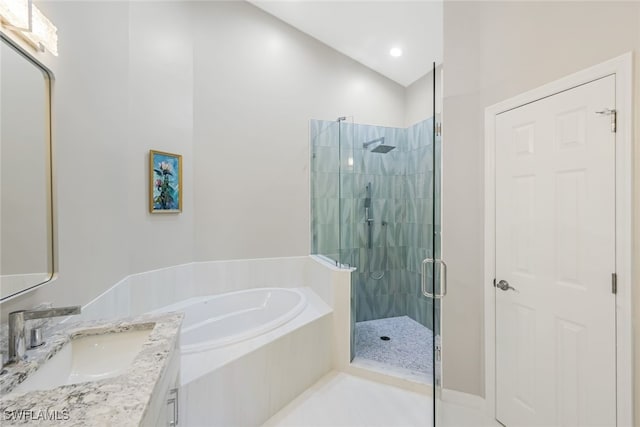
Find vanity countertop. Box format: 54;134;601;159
0;312;183;426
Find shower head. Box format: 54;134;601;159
363;137;396;154
371;144;395;153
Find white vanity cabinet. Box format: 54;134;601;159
142;340;181;426
154;376;180;427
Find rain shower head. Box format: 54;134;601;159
363;137;396;154
371;144;395;153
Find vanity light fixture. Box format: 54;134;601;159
0;0;29;29
0;0;58;56
389;47;402;58
22;4;57;56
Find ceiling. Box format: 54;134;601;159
248;1;443;87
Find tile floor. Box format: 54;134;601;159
264;371;500;427
354;316;433;383
263;372;431;427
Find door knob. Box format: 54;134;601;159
496;280;518;292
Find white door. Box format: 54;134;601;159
495;75;616;427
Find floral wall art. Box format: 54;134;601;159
149;150;182;213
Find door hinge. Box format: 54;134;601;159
612;273;617;294
435;122;442;136
596;108;617;133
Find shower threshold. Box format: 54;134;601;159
353;316;433;385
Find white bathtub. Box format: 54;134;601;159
156;288;307;354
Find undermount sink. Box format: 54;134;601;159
9;328;152;396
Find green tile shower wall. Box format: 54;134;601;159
310;118;435;331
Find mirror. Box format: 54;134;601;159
0;34;54;300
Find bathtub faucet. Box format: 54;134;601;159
7;306;81;364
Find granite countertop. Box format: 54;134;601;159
0;312;183;426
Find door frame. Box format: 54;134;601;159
483;53;633;426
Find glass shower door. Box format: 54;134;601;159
429;64;445;427
411;62;444;427
399;60;442;425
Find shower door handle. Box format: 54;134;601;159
421;258;447;299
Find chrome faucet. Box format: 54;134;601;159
7;306;81;363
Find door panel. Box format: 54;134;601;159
495;75;616;427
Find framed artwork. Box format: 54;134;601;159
149;150;182;213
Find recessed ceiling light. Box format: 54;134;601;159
389;47;403;58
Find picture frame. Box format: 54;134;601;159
149;150;182;213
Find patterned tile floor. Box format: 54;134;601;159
354;315;433;383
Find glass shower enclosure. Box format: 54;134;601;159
310;61;443;427
310;112;441;380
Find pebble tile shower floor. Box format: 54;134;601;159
354;315;433;381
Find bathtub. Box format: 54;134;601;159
156;287;307;354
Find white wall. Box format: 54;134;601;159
2;2;132;318
405;72;432;128
1;2;407;318
1;2;196;316
126;2;195;273
441;2;640;411
192;1;405;261
404;66;441;128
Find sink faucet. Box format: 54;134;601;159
7;306;81;364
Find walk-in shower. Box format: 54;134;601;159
310;116;440;383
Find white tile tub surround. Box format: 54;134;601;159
75;262;196;323
75;256;341;323
177;287;331;385
60;256;350;426
181;312;333;426
161;288;307;354
73;255;437;394
192;256;309;295
306;255;354;368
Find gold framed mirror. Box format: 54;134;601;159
1;33;55;300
